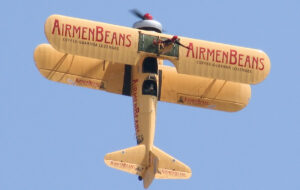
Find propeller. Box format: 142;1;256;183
130;9;153;20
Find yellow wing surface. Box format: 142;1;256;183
159;65;251;112
34;44;250;112
44;14;270;84
174;37;270;84
45;14;140;65
34;43;126;94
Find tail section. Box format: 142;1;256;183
104;145;191;188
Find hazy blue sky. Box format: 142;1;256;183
1;0;300;189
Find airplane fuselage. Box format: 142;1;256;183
130;57;161;187
132;57;159;156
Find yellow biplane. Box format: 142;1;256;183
34;11;270;188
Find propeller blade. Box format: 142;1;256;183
130;9;145;20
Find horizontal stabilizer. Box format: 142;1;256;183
153;146;191;179
104;145;191;180
104;145;146;176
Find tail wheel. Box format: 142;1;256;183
138;176;143;181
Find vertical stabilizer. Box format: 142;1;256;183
143;151;159;188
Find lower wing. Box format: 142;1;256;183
34;44;250;112
158;65;251;112
34;43;128;96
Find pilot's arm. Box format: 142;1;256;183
174;40;189;49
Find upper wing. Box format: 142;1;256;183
44;14;270;84
158;65;251;112
173;36;271;84
44;14;140;65
34;43;127;95
136;31;270;84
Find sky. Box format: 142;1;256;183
1;0;300;189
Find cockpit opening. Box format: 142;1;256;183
142;57;158;74
142;78;157;96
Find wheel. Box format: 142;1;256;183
138;176;143;181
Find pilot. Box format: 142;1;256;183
153;35;189;54
143;81;156;96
